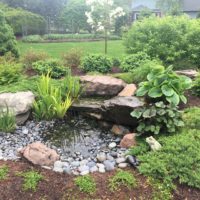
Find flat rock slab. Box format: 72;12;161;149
102;96;145;126
118;84;137;97
0;91;35;125
176;70;198;79
80;75;126;97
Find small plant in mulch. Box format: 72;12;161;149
74;175;96;194
0;165;9;180
109;170;137;191
16;170;43;192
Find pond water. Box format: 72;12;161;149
43;115;121;160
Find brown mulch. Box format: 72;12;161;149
180;91;200;109
0;160;200;200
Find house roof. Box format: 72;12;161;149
183;0;200;12
132;5;160;12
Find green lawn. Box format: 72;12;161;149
18;40;125;58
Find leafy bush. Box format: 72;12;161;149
33;59;69;79
124;16;200;68
182;107;200;130
109;170;137;191
75;175;96;194
33;73;75;120
0;165;9;180
136;66;192;106
81;54;112;73
17;170;43;191
131;101;184;135
62;48;83;68
22;49;49;69
0;10;19;57
21;35;44;43
112;57;121;67
131;61;164;84
193;73;200;96
0;63;21;85
136;129;200;189
121;52;151;72
0;106;16;133
112;73;135;84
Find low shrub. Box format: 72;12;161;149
75;175;96;194
62;48;83;68
0;106;16;133
112;73;135;84
22;49;49;69
33;59;69;79
136;66;192;106
109;170;137;191
182;107;200;130
0;63;21;85
121;52;151;72
193;73;200;96
135;129;200;189
21;35;44;43
81;54;112;73
112;57;121;67
0;165;9;180
17;170;43;191
131;101;184;135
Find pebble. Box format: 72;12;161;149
118;163;128;168
103;160;115;171
116;157;126;164
96;152;106;162
54;161;63;168
53;167;63;173
63;167;72;175
90;166;98;173
71;161;80;167
108;142;117;149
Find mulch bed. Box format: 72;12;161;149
0;160;200;200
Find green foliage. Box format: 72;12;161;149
112;73;135;84
112;57;121;67
137;129;200;189
121;52;151;72
62;48;83;68
0;106;16;133
129;138;149;156
182;107;200;130
22;35;44;43
131;61;164;84
17;170;43;192
136;66;192;106
81;54;112;73
124;16;200;68
33;73;74;120
0;165;9;180
109;170;137;191
193;73;200;96
33;59;69;79
0;10;19;57
22;49;49;69
74;175;96;194
0;62;21;85
131;101;184;135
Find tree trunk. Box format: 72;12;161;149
105;28;108;54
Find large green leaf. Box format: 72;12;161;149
130;110;142;119
166;92;180;105
161;84;174;97
180;95;187;104
148;87;162;98
136;85;149;96
143;108;157;118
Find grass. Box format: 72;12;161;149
0;165;9;180
17;170;43;191
109;170;137;191
18;40;125;59
74;175;96;194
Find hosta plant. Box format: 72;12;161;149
136;66;192;106
131;101;184;135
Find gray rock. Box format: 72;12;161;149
90;166;98;173
116;157;126;164
118;163;128;168
78;165;89;173
71;161;80;167
80;170;90;176
103;160;115;171
54;161;63;168
87;161;96;168
53;167;63;173
63;167;72;175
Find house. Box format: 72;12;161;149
131;0;200;22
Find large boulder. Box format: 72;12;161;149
176;70;198;79
102;96;144;126
80;75;126;97
120;133;137;148
20;142;60;166
0;91;35;125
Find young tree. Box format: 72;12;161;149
156;0;183;15
0;10;19;57
85;0;125;54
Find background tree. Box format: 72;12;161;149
156;0;183;15
61;0;89;33
0;10;19;57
